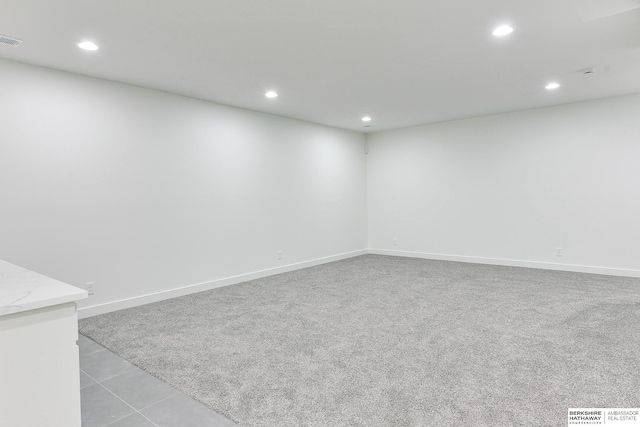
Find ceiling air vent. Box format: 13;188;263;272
0;35;23;47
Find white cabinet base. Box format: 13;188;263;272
0;302;82;427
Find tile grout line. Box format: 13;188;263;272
81;336;234;426
98;382;160;427
80;336;178;426
80;337;160;425
82;370;161;427
82;353;139;383
86;347;108;354
79;368;96;388
136;390;182;412
78;337;109;355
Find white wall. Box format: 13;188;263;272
0;58;367;315
2;57;638;320
367;94;640;276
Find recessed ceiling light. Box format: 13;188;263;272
492;25;514;36
265;91;278;98
545;82;560;90
78;41;99;51
362;116;372;122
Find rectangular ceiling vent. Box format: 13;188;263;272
0;35;23;47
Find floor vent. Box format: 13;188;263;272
0;35;23;47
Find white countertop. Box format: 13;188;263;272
0;259;88;316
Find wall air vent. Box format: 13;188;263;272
0;35;23;47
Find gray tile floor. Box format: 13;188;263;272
78;334;237;427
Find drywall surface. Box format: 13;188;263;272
367;94;640;275
0;58;367;313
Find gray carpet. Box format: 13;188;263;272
79;255;640;426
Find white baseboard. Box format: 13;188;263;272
368;248;640;278
78;248;639;319
78;249;368;319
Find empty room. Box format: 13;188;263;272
1;1;639;426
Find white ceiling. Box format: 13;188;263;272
1;0;639;132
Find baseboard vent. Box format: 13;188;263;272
0;35;23;47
